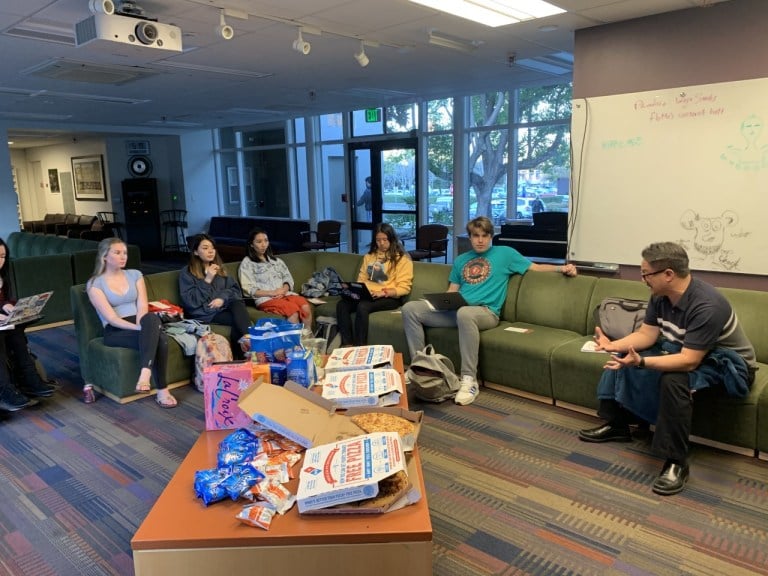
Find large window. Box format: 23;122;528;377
212;82;571;259
467;85;571;225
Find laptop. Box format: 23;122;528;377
341;281;374;301
422;292;467;311
0;291;53;328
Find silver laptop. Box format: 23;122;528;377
0;291;53;328
422;292;467;311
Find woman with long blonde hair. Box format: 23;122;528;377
87;237;175;407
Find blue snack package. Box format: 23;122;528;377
194;467;230;506
221;463;266;500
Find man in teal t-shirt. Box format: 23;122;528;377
402;216;577;405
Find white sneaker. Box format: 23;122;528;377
455;375;479;406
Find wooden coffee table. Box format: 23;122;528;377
131;354;432;576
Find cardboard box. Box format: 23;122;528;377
324;345;395;373
322;369;403;408
343;406;423;452
296;432;407;513
203;362;258;431
305;453;422;515
237;379;366;449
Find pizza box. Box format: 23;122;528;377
343;406;423;452
324;344;395;373
296;432;408;514
237;379;366;449
321;368;403;408
302;453;422;515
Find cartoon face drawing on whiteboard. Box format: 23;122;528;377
721;114;768;170
680;209;740;269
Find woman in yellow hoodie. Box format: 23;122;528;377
336;223;413;347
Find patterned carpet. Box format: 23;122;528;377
0;325;765;575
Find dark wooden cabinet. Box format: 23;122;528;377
122;178;161;258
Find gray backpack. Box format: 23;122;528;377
406;344;461;403
593;297;648;340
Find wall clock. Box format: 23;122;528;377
128;155;153;177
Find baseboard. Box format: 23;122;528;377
482;381;554;406
92;379;191;404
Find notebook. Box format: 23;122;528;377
422;292;467;311
341;281;374;301
0;291;53;328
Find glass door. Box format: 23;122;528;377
348;138;418;253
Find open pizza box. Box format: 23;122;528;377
296;432;421;515
343;405;423;452
237;379;366;449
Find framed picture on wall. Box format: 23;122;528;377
48;168;60;193
71;155;107;201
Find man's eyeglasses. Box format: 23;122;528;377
640;269;666;280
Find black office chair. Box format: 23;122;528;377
160;209;189;253
300;220;342;251
408;224;449;263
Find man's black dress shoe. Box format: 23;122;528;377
652;461;689;495
578;423;632;443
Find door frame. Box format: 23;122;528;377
347;137;418;253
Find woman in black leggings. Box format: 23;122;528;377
86;238;175;407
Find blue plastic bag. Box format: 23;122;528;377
248;319;303;363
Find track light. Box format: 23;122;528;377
217;9;234;40
292;28;311;55
89;0;115;15
354;41;369;67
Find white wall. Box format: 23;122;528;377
180;130;219;237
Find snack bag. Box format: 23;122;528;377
248;319;303;363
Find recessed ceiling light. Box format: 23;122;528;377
538;24;558;32
409;0;564;27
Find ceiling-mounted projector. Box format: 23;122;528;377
75;13;182;52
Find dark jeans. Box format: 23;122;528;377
210;299;250;359
599;371;691;462
336;296;402;346
0;326;43;393
104;314;168;389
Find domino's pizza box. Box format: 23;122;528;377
303;452;422;515
343;406;424;452
237;379;366;449
296;432;411;514
324;345;395;373
321;368;403;408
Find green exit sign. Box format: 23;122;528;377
365;108;381;123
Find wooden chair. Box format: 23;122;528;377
408;224;449;263
301;220;342;251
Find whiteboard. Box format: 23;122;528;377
569;77;768;274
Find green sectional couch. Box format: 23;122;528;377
6;231;140;324
70;251;768;458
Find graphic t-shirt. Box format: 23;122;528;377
449;245;530;316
